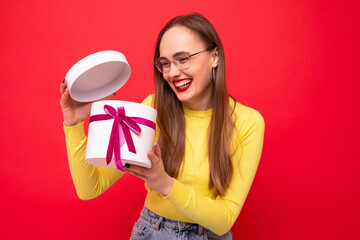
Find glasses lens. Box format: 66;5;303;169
155;53;191;73
174;53;190;70
155;58;170;73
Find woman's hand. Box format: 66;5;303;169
60;79;116;126
124;142;174;196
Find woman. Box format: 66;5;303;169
60;13;264;239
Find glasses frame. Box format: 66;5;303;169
155;45;216;73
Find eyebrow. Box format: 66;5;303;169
159;51;188;60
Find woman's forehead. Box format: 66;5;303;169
159;26;205;57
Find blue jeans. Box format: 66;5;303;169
130;206;233;240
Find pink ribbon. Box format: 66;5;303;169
89;105;156;171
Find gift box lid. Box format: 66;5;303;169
65;50;131;102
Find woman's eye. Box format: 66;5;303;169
177;57;189;63
161;61;170;67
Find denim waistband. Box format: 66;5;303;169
140;206;206;236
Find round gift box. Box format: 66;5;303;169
65;50;131;102
85;100;157;169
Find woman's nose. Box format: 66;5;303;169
168;62;181;78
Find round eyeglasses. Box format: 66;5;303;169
155;45;216;73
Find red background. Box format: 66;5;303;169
0;0;359;239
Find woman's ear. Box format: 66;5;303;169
211;47;219;68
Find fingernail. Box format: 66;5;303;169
154;142;158;147
125;163;130;168
62;79;65;83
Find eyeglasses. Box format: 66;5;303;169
155;45;216;73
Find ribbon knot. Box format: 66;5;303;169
89;105;156;171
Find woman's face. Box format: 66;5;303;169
159;26;218;111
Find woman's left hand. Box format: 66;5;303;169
124;142;174;196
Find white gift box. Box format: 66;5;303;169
65;51;155;170
85;100;157;169
65;50;131;102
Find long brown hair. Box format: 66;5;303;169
153;13;235;196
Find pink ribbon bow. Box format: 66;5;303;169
89;105;156;171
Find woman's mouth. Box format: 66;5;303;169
173;78;192;92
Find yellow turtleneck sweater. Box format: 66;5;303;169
63;94;264;235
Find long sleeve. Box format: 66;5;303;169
64;121;124;200
146;106;265;235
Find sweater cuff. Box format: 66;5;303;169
162;179;191;208
63;121;86;144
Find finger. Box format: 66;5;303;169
125;167;148;180
153;142;162;159
60;86;70;106
100;93;116;101
125;164;149;174
60;79;68;94
147;151;160;167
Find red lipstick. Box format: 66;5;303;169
173;78;192;92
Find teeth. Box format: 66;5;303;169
174;79;191;88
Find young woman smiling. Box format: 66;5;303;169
60;13;265;240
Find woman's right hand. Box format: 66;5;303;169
60;79;116;126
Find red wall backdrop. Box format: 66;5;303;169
0;0;359;239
